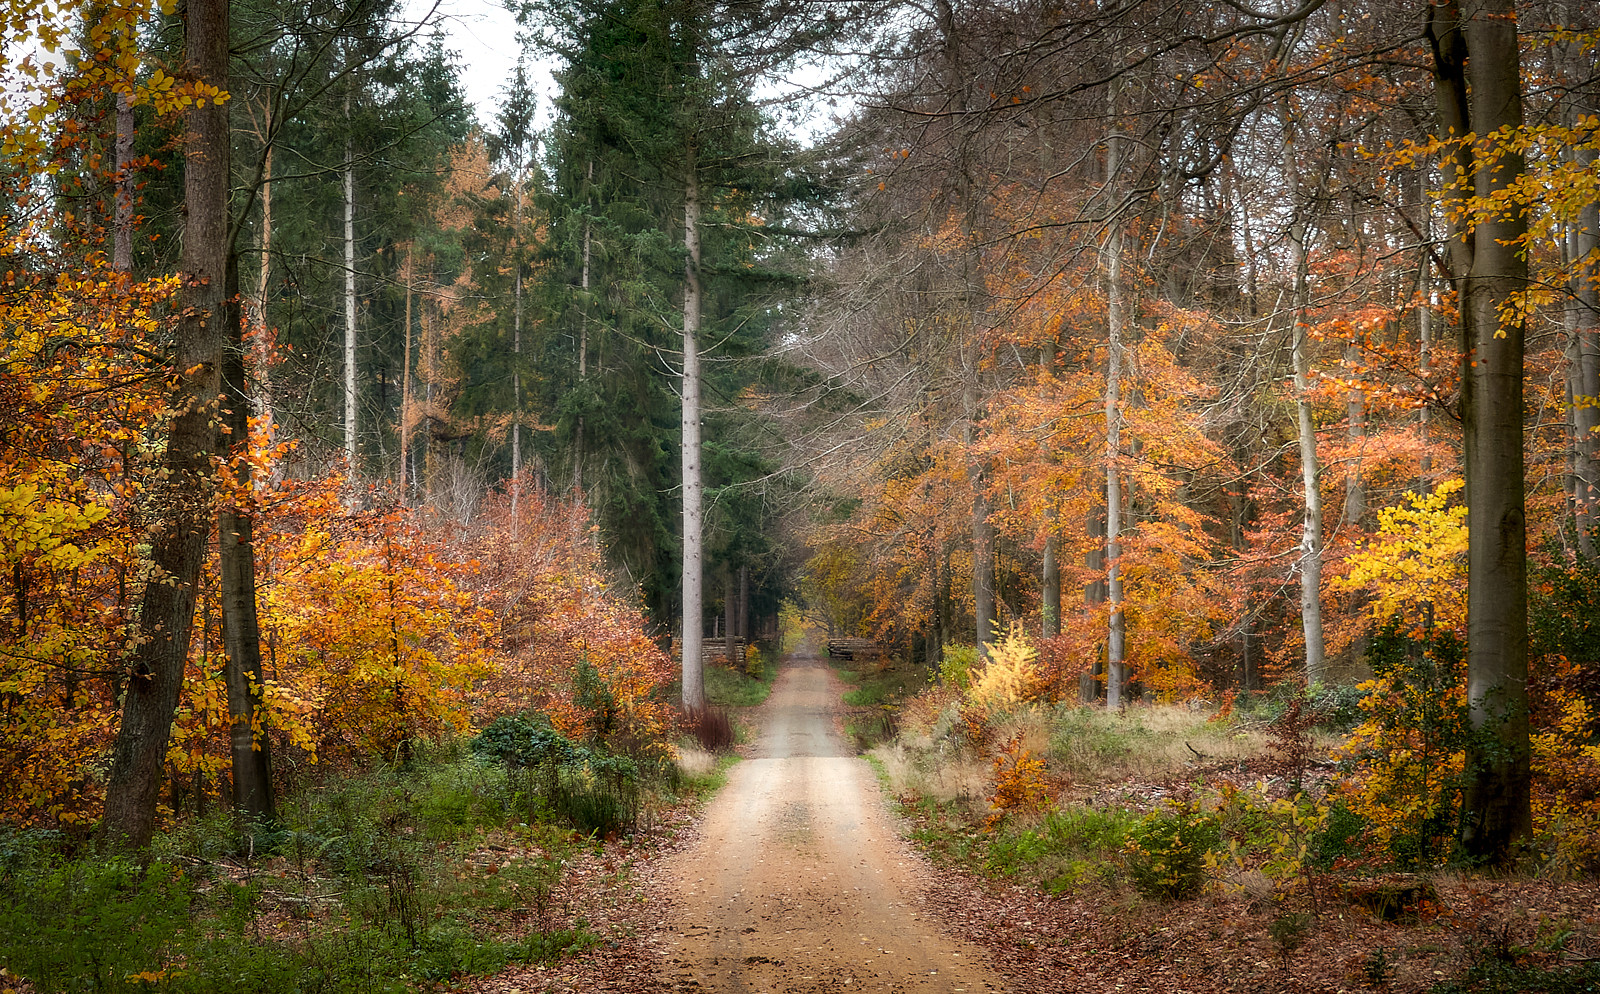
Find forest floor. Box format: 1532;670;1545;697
463;648;1600;994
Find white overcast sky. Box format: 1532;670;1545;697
410;0;556;130
413;0;850;142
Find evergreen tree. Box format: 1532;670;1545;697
534;0;839;704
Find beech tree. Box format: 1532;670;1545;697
1427;0;1533;863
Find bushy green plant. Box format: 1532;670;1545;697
1431;960;1600;994
938;644;979;691
471;715;645;835
1309;801;1367;870
0;855;193;992
1122;800;1220;900
473;712;577;769
1345;616;1472;868
984;806;1138;893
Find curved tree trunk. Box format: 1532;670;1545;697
102;0;229;851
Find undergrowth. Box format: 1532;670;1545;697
702;654;776;708
836;655;929;750
0;735;720;994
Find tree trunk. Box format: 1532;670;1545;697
343;93;357;471
1569;118;1600;554
575;160;593;494
681;158;706;711
102;0;228;851
738;564;749;643
1103;117;1128;709
253;116;276;481
1283;100;1327;687
219;253;275;824
1083;506;1105;702
1430;0;1533;863
1418;233;1434;474
1345;337;1366;525
512;170;523;521
1041;531;1060;639
724;567;737;668
113;93;133;272
400;248;413;499
966;390;995;656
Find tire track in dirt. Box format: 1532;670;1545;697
661;652;1001;993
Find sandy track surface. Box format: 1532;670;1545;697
660;653;1001;993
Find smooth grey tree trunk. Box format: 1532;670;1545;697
965;378;995;657
1569;125;1600;555
1282;100;1327;687
681;160;706;711
1103;115;1128;708
1041;532;1060;639
1430;0;1533;863
343;94;357;471
102;0;228;851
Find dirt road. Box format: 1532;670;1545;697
661;654;1001;993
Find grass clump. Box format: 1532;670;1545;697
703;660;775;707
984;806;1140;893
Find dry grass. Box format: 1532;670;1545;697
1044;703;1279;784
869;740;991;805
675;745;719;778
877;698;1308;803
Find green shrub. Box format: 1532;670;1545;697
938;644;979;691
982;806;1138;894
471;715;645;836
1430;961;1600;994
1122;800;1220;900
1309;801;1367;870
0;856;193;992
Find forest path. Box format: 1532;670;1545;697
659;651;1001;993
